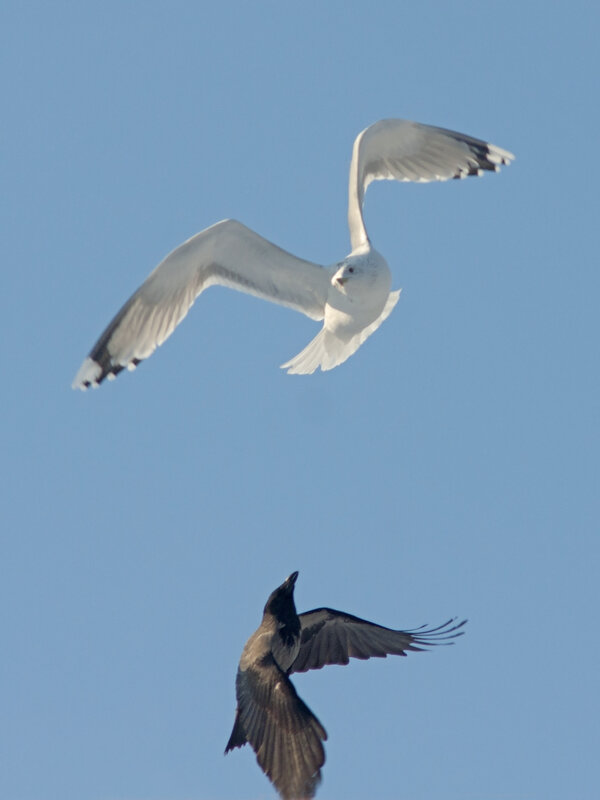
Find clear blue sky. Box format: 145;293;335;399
2;2;598;799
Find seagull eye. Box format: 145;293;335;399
348;267;354;274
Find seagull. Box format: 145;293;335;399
72;119;513;389
225;571;466;800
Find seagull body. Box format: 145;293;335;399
72;119;513;389
225;571;466;800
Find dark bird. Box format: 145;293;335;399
225;571;466;800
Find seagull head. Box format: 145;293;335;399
331;250;391;303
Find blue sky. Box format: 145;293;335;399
2;2;599;799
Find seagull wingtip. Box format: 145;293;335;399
71;357;102;391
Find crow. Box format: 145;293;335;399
225;571;466;799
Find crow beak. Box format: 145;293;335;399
286;571;299;587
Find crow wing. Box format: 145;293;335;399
291;609;466;673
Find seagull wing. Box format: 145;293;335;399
290;609;466;673
72;219;329;389
348;118;514;248
226;654;327;800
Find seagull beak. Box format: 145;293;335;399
335;276;348;287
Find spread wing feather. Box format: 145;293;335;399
72;219;329;388
291;609;466;673
348;118;514;248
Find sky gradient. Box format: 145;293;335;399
2;2;599;799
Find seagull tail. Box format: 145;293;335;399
281;328;334;375
281;289;401;375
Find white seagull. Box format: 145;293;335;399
72;119;513;389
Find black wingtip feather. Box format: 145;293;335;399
407;617;467;647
